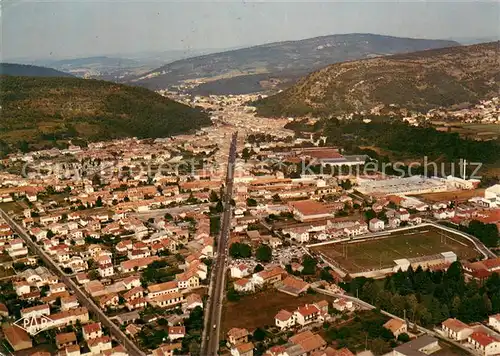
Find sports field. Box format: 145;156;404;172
311;226;480;273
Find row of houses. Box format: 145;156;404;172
441;316;500;355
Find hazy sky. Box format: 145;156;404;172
1;0;499;60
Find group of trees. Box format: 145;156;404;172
324;117;500;164
228;242;273;263
0;75;212;153
463;220;499;247
140;260;182;285
344;262;500;327
229;242;252;259
325;310;397;354
285;255;319;276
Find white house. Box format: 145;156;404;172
283;226;310;243
294;304;320;326
233;278;254;293
332;298;354;312
275;309;295;330
83;322;103;340
369;218;385;232
231;264;250;279
441;318;473;341
168;326;186;341
395;209;410;221
98;264;114;278
468;332;500;356
488;314;500;332
21;304;50;319
434;209;455;220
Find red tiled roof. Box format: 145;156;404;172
470;332;500;347
296;304;320;317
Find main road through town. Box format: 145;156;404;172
201;131;238;356
0;209;146;356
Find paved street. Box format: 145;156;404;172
201;132;238;356
0;209;146;356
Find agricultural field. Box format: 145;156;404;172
433;122;500;141
221;289;331;334
311;226;480;274
413;188;485;203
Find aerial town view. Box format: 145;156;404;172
0;1;499;356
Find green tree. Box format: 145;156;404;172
246;198;258;207
253;328;266;341
301;255;318;275
227;287;240;302
209;190;219;203
320;267;334;282
254;264;264;273
255;244;272;262
229;243;252;259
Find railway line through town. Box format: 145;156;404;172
201;132;238;356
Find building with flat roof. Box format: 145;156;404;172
357;176;448;196
393;251;456;272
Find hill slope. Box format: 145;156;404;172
130;33;459;91
255;42;500;117
0;76;210;152
0;63;74;77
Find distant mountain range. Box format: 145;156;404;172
11;48;239;81
0;63;74;77
129;33;459;93
254;42;500;117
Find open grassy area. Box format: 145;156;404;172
311;226;480;274
0;201;26;215
221;289;331;334
413;188;485;203
457;123;500;134
0;266;15;278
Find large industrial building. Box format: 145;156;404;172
357;176;448;196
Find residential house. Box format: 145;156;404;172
231;342;254;356
21;304;50;319
488;314;500;332
83;322;103;340
227;328;249;346
2;325;33;351
275;309;295;330
183;293;203;312
151;343;182;356
147;281;179;298
277;276;310;297
56;332;77;349
252;266;286;287
149;292;185;308
332;298;354;312
61;295;79;311
99;293;119;309
231;264;250;279
383;318;407;338
88;336;112;355
234;278;254;293
288;331;327;355
294;304;320;326
468;332;500;356
389;335;440;356
441;318;473;341
168;326;186;341
369;218;385;232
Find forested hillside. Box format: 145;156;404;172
0;76;210;154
